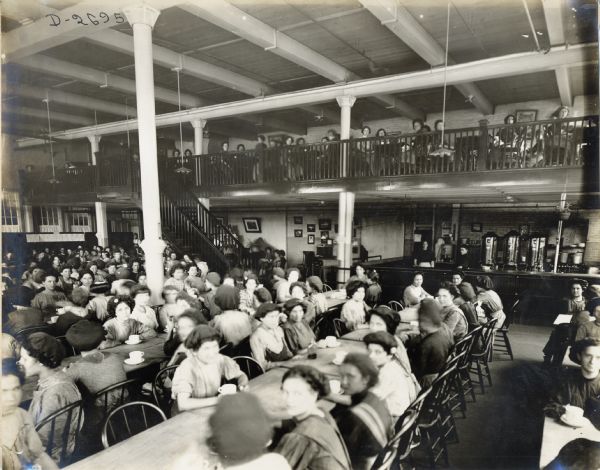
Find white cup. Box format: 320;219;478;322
325;336;337;347
218;384;237;395
564;405;584;421
129;351;144;362
334;351;347;364
128;335;140;344
49;316;59;324
329;379;341;395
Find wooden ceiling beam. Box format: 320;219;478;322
13;54;206;108
359;0;493;115
179;0;422;120
542;0;572;106
1;0;181;62
13;43;594;144
8;84;137;118
6;106;94;126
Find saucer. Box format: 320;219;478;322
326;341;340;348
560;414;591;428
125;340;142;345
124;357;145;365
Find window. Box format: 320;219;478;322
37;206;60;232
69;212;91;232
1;192;20;232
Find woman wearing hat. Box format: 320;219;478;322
306;276;327;316
17;333;81;462
250;303;293;370
239;274;260;316
282;299;316;355
274;365;351;469
171;325;249;413
99;296;157;349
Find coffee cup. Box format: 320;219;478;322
334;351;347;364
329;379;341;395
129;351;144;362
325;336;337;347
49;316;59;324
128;335;140;344
218;384;237;395
563;404;584;421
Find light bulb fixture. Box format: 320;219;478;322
44;95;60;185
173;67;191;175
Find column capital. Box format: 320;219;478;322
87;134;101;144
336;95;356;108
123;4;160;28
190;119;207;129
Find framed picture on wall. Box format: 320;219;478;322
243;217;262;233
516;109;538;123
308;234;315;244
471;222;482;232
294;229;303;238
519;224;530;235
294;216;303;225
215;217;225;226
307;224;315;233
319;218;332;230
320;231;329;238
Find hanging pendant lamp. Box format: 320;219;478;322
430;2;455;159
173;67;191;174
43;95;60;184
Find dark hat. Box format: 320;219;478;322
66;320;105;351
206;272;222;287
587;297;600;314
306;276;324;293
70;287;89;307
208;393;272;464
419;298;442;325
186;277;209;294
272;267;285;278
229;267;243;281
283;298;304;313
22;332;65;369
115;267;131;280
214;285;240;311
457;282;477;302
255;302;279;320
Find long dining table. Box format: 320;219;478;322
539;415;600;468
64;339;366;470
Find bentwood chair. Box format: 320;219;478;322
93;378;141;417
102;401;167;449
388;300;405;312
493;300;517;361
56;335;78;357
232;355;264;380
457;327;483;408
469;319;498;394
322;283;334;292
332;318;348;338
35;400;84;467
371;389;431;470
152;365;179;416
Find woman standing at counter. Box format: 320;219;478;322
413;240;435;268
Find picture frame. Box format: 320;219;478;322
215;217;225;226
519;224;530;235
308;234;315;244
319;218;332;230
294;229;303;238
471;222;482;232
307;224;315;233
293;216;303;225
242;217;262;233
515;109;538;123
320;231;329;239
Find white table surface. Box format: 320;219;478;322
539;416;600;468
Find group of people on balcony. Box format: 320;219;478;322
188;105;591;186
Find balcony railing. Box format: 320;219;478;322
191;115;596;187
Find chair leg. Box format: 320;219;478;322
504;332;514;360
476;361;485;394
485;362;493;386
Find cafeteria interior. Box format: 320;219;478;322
2;1;600;469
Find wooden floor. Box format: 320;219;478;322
448;324;564;469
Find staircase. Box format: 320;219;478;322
159;186;250;273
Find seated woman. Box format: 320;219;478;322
2;359;58;470
346;263;369;287
289;282;316;325
340;280;370;331
403;272;433;307
575;298;600;342
365;270;382;307
158;285;180;334
17;333;82;463
330;353;392;470
364;331;419;419
166;309;208;366
238;274;260;316
130;284;159;330
164;264;186;292
213;285;241;316
475;276;506;329
250;303;293;370
282;299;316;355
306;276;328;316
455;282;481;330
437;282;469;342
99;296;157;349
274;365;351;469
171;325;249;413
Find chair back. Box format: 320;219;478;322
152;365;179;414
505;299;519;330
56;335;78;357
35;399;84;466
232;355;264;379
481;318;499;357
424;362;459;413
15;324;52;341
102;401;167;449
92;378;140;416
388;300;405;312
323;283;333;292
332;317;347;338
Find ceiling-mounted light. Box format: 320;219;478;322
521;34;530;38
419;14;424;19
